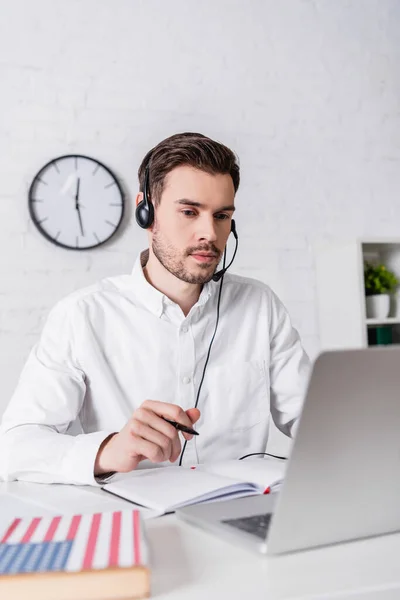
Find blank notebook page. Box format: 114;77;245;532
199;458;286;488
103;467;259;512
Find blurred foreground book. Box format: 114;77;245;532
0;508;150;599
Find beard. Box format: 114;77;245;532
152;223;221;285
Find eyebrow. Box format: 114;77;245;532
174;199;236;212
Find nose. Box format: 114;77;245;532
197;216;218;242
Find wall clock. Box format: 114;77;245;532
28;154;125;250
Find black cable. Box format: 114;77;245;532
239;452;287;461
178;249;227;466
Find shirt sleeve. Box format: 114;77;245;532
268;290;311;438
0;299;114;486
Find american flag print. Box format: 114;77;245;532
0;509;147;576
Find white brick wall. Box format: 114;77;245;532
1;0;399;434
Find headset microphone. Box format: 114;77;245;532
212;219;238;282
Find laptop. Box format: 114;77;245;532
176;347;400;554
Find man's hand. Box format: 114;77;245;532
94;400;200;476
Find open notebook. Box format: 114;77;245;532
102;458;286;514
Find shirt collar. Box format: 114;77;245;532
131;249;216;318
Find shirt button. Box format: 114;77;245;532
181;326;189;333
182;376;191;384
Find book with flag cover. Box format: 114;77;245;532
0;508;150;599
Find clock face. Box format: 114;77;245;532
28;155;124;250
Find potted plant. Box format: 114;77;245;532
364;262;399;319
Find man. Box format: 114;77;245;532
0;132;310;485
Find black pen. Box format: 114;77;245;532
162;417;199;436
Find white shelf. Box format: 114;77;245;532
366;318;400;327
314;239;400;350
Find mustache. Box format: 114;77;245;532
186;244;221;256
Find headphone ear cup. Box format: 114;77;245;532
135;200;154;229
230;218;237;238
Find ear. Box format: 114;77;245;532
135;192;144;207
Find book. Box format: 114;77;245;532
102;458;286;514
0;509;150;600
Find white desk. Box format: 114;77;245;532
1;481;400;600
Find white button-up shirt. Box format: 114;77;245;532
0;251;311;486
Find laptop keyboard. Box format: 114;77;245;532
222;513;272;540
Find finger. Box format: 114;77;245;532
130;436;168;464
130;421;173;462
186;408;201;424
142;400;194;429
180;408;201;441
169;434;182;463
134;407;181;441
135;410;182;460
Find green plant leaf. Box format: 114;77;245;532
364;261;399;296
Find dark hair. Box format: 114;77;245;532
138;132;240;206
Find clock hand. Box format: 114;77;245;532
75;178;85;236
75;177;80;207
77;207;85;237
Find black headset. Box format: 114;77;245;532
135;160;239;464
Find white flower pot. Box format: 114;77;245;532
366;294;390;319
